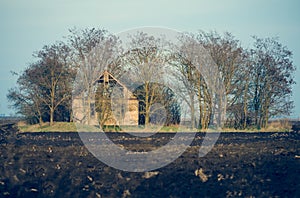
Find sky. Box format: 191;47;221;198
0;0;300;118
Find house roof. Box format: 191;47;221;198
95;70;137;99
95;70;129;88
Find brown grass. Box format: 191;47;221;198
17;119;292;133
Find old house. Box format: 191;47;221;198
73;71;139;126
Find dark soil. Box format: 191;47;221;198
0;124;300;197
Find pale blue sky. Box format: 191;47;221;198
1;0;300;118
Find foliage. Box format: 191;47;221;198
8;28;296;130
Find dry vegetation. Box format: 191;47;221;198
17;120;292;133
17;122;77;133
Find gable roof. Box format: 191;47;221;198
95;70;127;89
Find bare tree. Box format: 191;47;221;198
120;32;169;127
193;31;244;128
169;32;225;130
7;69;46;124
8;28;296;130
36;43;73;125
250;36;295;128
70;28;123;125
8;42;73;125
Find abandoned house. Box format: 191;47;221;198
73;71;139;126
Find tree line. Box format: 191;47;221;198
7;28;296;129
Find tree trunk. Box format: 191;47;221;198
144;82;150;126
189;93;195;129
50;108;54;126
38;109;43;126
69;109;73;122
243;82;249;129
50;73;55;126
87;94;91;125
